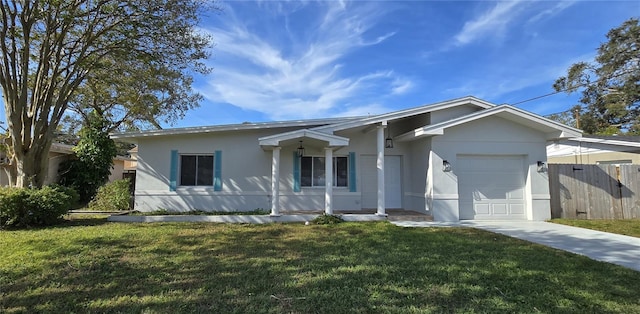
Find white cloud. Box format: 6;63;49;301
199;1;411;120
528;1;577;24
391;78;413;95
453;1;529;46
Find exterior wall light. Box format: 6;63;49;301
297;141;305;157
537;161;546;172
442;160;452;172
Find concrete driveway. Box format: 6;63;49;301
392;220;640;272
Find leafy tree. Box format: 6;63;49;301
553;18;640;134
545;105;581;129
58;111;117;203
69;51;204;132
0;0;212;187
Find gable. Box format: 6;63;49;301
396;105;582;142
434;115;548;143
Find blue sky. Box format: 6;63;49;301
1;0;639;130
182;0;638;128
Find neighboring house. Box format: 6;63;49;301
0;143;75;186
110;153;137;182
111;96;581;222
0;143;136;186
547;135;640;164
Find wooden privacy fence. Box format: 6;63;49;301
549;164;640;219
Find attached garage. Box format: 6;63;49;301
457;155;526;220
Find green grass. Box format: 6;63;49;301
550;219;640;238
2;219;639;313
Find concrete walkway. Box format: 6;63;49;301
392;220;640;272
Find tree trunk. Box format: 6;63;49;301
12;137;52;188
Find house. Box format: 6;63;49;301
111;96;581;222
0;143;136;186
0;142;75;186
547;135;640;164
110;151;137;183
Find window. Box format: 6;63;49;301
180;155;214;186
301;156;348;187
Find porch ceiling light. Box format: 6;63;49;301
442;160;452;172
297;141;305;157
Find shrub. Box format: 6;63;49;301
311;214;344;225
58;111;118;203
88;179;131;212
49;184;81;209
0;185;78;228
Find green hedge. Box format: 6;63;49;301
88;179;131;212
0;185;79;228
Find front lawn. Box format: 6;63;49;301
1;219;639;313
550;219;640;238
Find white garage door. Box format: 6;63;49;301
458;155;526;220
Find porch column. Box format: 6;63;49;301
324;147;333;215
270;146;281;216
376;125;386;216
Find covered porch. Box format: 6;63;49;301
258;124;394;217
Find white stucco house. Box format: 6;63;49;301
111;96;581;222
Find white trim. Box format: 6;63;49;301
258;129;349;147
432;194;459;200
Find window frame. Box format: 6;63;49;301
300;155;349;188
179;153;215;187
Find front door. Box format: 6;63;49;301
361;155;402;209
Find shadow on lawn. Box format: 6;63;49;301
0;217;110;231
1;223;639;313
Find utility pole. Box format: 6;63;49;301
574;108;581;129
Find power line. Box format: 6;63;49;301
511;90;564;106
509;68;637;115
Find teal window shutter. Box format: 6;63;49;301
214;150;222;191
170;150;178;191
293;151;300;192
348;152;357;192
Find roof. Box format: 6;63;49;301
110;117;361;142
109;96;581;144
565;135;640;148
311;96;495;133
395;105;582;142
50;143;75;154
